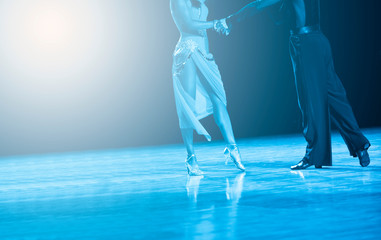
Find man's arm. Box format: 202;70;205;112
227;0;282;25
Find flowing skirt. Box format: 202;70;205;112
172;39;227;141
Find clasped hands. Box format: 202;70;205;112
213;18;231;36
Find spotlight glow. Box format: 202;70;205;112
26;5;72;51
0;0;113;79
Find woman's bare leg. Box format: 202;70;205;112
181;128;195;156
211;95;236;146
179;60;197;161
198;69;245;170
198;70;236;146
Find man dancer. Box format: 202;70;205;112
218;0;371;169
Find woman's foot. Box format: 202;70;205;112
185;154;204;176
224;144;246;171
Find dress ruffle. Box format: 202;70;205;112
172;39;227;141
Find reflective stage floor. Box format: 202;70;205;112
1;129;380;239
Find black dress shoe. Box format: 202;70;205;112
357;148;370;167
291;159;313;170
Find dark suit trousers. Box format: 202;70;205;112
289;31;369;166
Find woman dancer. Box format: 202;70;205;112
170;0;245;175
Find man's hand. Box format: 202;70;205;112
213;19;231;36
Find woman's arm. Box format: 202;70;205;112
204;36;210;52
228;0;282;25
170;0;214;32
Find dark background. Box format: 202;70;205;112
206;0;381;139
0;0;380;156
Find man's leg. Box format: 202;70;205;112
290;33;332;169
322;35;371;166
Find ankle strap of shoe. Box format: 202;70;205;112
227;144;238;150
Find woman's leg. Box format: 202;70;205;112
181;128;195;156
199;72;245;170
179;60;197;157
197;69;236;146
210;94;236;146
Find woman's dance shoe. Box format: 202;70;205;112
185;154;204;176
224;145;246;171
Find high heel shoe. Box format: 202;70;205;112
224;144;246;171
185;154;204;176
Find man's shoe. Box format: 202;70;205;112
357;148;370;167
291;159;313;170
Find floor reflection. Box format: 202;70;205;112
0;129;380;239
226;172;246;201
186;175;203;203
186;173;246;203
185;173;247;239
290;170;305;179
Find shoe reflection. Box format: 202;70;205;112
291;170;305;179
186;175;204;203
226;172;246;201
186;172;246;203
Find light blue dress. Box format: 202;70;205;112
172;3;227;141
